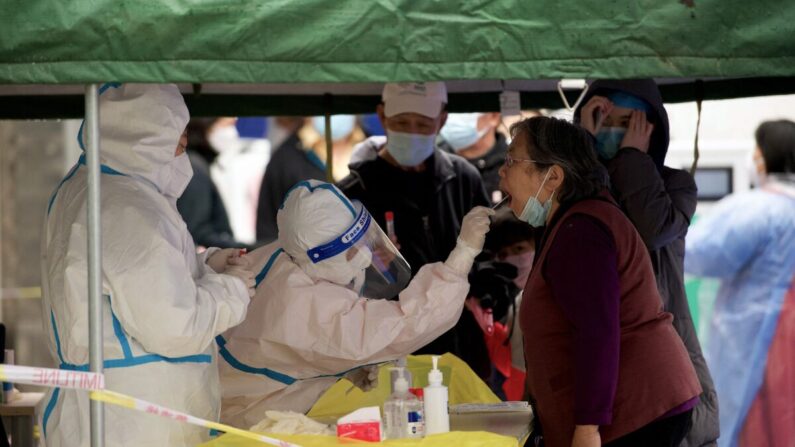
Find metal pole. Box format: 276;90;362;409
324;112;333;183
85;83;105;447
323;93;334;182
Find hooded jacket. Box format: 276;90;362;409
575;79;719;446
40;84;250;446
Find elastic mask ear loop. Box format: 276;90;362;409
533;168;553;202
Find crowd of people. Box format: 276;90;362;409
38;81;794;447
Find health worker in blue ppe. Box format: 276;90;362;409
40;84;256;447
686;120;795;447
217;179;493;429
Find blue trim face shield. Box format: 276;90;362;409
306;201;412;299
307;205;371;263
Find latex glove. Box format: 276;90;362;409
619;110;654;153
458;206;495;252
225;260;256;298
250;411;334;436
344;365;380;393
579;96;614;136
206;248;245;273
446;206;494;275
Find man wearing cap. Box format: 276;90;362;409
338;82;490;362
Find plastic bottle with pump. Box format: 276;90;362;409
390;357;412;394
423;356;450;434
384;367;425;439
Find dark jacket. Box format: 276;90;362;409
576;79;719;446
338;147;491;372
441;132;508;201
256;134;326;243
177;151;239;249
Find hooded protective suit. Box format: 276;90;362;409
686;175;795;447
575;79;719;446
39;84;251;446
218;180;489;429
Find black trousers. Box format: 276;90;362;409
525;409;693;447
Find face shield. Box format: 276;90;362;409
306;201;411;298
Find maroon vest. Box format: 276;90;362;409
520;198;701;447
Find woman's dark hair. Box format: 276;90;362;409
755;120;795;174
510;116;608;203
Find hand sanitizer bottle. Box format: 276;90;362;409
384;367;425;439
423;356;450;434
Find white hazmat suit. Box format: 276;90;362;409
218;180;493;428
39;83;252;446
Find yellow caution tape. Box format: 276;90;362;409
1;364;299;446
0;287;42;299
90;390;302;447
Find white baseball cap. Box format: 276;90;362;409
382;82;448;118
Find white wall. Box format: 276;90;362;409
663;94;795;213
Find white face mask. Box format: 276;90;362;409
162;152;194;198
386;130;436;167
207;125;240;154
267;118;292;151
316;246;373;288
440;113;488;152
748;151;766;188
312;115;357;141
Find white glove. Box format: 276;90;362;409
344;364;381;393
445;206;494;275
250;411;335;436
206;248;245;273
225;256;256;298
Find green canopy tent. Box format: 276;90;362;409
3;1;794;445
2;0;795;118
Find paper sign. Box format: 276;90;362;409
499;91;521;116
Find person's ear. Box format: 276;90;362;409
376;104;388;130
436;110;449;133
546;165;565;192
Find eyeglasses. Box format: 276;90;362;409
504;152;538;168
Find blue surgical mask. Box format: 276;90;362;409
312;115;356;141
594;127;626;160
517;170;553;227
386;130;436;167
440;113;487;152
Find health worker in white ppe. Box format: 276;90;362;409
39;83;256;447
218;179;493;428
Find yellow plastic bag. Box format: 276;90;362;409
201;354;512;447
308;354;500;419
200;430;518;447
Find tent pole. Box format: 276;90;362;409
324;94;333;182
85;83;105;447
